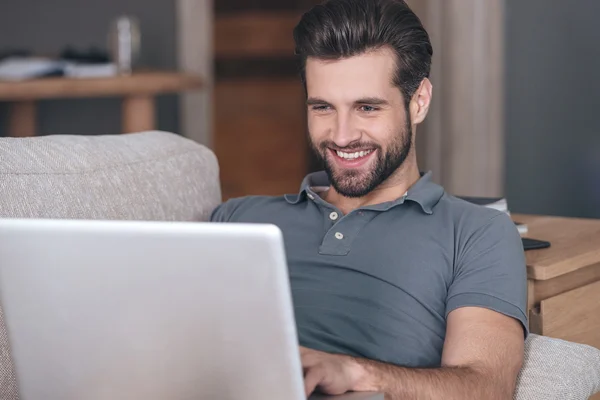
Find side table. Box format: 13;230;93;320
0;71;203;136
514;214;600;350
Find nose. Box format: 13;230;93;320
331;112;361;148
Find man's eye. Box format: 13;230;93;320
359;105;378;112
312;105;331;111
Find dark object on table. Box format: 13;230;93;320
459;196;504;206
522;237;551;251
0;49;31;61
59;46;110;64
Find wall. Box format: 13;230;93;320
217;0;318;12
505;0;600;218
408;0;506;198
0;0;178;136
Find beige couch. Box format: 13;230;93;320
0;131;599;400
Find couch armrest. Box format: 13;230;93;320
514;334;600;400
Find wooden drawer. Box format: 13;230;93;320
530;280;600;349
214;79;307;199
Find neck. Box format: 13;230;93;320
323;159;421;215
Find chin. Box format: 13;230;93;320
329;172;374;197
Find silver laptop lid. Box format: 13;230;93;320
0;219;305;400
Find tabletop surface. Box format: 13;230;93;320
513;214;600;280
0;71;203;101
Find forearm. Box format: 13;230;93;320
351;358;512;400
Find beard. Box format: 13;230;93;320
309;114;413;198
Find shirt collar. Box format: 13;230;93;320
284;171;444;214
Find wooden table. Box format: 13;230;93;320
514;214;600;350
0;71;203;137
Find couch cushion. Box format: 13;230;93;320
515;334;600;399
0;131;221;221
0;131;221;399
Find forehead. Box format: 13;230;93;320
305;47;398;100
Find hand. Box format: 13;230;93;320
300;346;363;397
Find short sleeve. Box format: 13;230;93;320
446;213;529;336
210;202;230;222
209;198;248;222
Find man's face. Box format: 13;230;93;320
306;48;413;198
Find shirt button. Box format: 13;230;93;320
307;193;315;200
329;211;339;221
334;232;344;240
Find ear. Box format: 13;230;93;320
409;78;433;125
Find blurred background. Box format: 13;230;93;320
0;0;598;218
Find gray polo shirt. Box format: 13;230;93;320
210;171;528;368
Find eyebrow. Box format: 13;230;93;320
354;97;390;106
306;97;390;106
306;97;330;106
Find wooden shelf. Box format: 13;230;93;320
215;12;302;58
0;71;203;101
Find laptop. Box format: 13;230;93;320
0;219;382;400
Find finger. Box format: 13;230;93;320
299;346;309;356
303;360;317;376
304;366;325;397
301;353;322;371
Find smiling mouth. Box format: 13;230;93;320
327;148;376;167
333;149;374;160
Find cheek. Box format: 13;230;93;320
371;114;407;140
307;115;329;139
359;120;395;142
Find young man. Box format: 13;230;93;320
211;0;528;398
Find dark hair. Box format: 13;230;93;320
293;0;433;105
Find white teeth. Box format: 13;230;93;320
335;149;373;160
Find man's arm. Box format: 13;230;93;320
302;307;524;400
